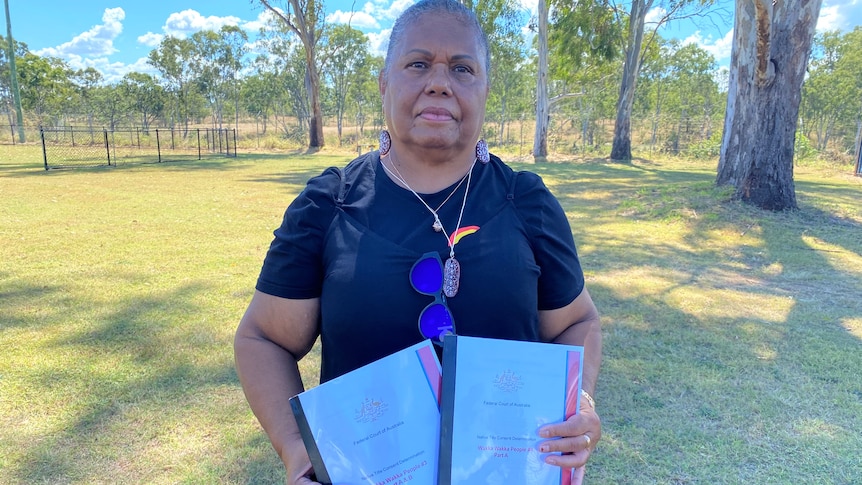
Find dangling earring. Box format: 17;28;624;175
476;139;490;164
379;130;391;157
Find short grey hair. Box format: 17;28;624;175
382;0;491;83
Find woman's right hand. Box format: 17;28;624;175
281;437;320;485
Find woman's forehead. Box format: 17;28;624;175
394;15;482;58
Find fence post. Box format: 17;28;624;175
156;129;162;163
855;136;862;176
10;124;15;145
233;129;237;156
104;130;111;166
41;126;48;170
197;128;201;160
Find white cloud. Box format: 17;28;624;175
816;5;842;31
367;28;392;57
645;7;668;26
683;30;734;63
162;9;242;38
35;7;124;58
63;55;157;84
242;10;281;32
137;32;164;47
326;10;381;29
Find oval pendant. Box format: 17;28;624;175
443;257;460;297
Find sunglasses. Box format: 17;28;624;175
410;252;456;344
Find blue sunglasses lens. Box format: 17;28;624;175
410;252;455;343
410;255;443;295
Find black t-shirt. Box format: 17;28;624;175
257;152;585;382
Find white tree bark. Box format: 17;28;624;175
532;0;550;163
717;0;822;210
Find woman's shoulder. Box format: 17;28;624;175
304;151;378;202
485;153;549;198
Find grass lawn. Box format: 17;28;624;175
1;144;860;484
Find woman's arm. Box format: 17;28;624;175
537;287;603;470
234;290;321;484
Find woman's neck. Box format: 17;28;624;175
384;145;476;194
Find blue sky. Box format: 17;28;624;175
4;0;860;83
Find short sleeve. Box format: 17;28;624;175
512;171;585;310
255;167;342;299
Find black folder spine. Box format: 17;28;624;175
438;334;459;485
289;395;333;485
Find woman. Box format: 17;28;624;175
234;1;602;483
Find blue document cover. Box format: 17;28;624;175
290;340;442;485
439;335;585;485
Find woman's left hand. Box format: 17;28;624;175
536;394;601;470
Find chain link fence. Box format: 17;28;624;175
39;127;237;169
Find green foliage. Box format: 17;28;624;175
794;131;816;162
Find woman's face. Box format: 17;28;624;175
380;14;489;156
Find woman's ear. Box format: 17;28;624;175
378;70;387;97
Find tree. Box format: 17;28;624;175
534;0;621;162
717;0;822;210
17;52;74;126
70;67;103;132
3;0;24;141
801;28;862;154
259;0;325;149
609;0;716;161
118;72;166;131
148;36;197;131
319;24;369;146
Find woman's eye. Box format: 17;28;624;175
408;62;427;69
453;65;473;74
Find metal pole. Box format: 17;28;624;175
156;129;161;163
233;129;237;157
104;130;111;166
40;126;48;170
855;136;862;176
197;128;201;160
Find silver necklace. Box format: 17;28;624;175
382;151;476;297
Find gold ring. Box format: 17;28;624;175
584;434;591;449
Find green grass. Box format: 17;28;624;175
1;144;860;484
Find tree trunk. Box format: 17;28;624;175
610;0;649;161
306;47;324;149
532;0;550;163
717;0;821;210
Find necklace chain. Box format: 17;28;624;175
382;150;475;298
382;151;476;259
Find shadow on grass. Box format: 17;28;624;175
527;158;862;482
6;280;264;483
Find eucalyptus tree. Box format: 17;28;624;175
256;23;313;138
3;0;24;141
801;28;862;154
534;0;622;162
189;26;248;131
16;52;74;126
464;0;528;147
241;60;281;134
258;0;326;149
0;37;27;132
717;0;822;210
118;72;166;132
609;0;717;161
319;24;370;146
91;83;124;130
70;67;102;132
148;36;197;131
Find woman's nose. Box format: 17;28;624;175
424;65;451;96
